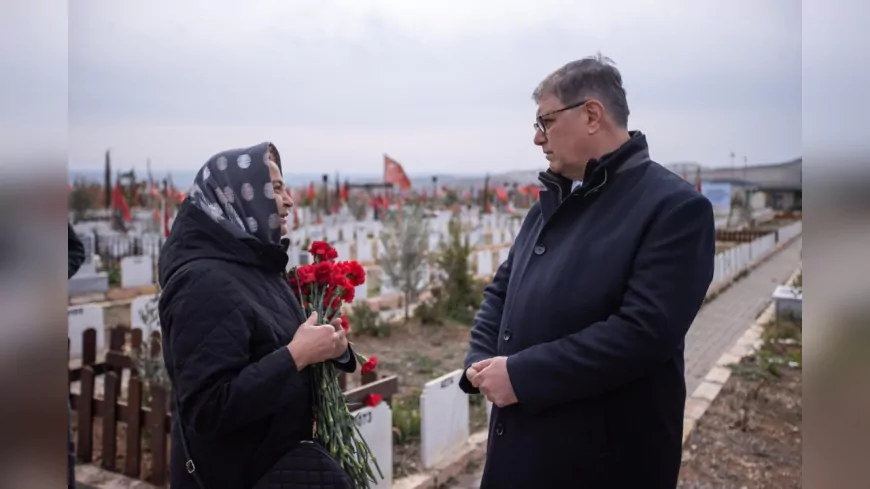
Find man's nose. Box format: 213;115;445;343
533;129;547;146
284;189;294;207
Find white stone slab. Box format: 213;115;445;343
326;227;340;242
476;250;493;277
355;281;369;301
68;304;105;358
120;255;153;289
428;231;441;251
498;246;510;264
357;239;373;262
420;369;470;469
353;402;393;489
285;245;300;271
334;242;351;260
72;233;97;277
486;400;493;426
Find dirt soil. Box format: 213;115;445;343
71;416;165;485
346;319;486;479
678;319;802;489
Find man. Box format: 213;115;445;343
459;55;715;488
68;223;85;489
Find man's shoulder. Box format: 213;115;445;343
640;160;706;206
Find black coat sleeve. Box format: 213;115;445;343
331;345;357;373
459;245;514;394
68;224;85;279
165;268;308;436
507;194;716;413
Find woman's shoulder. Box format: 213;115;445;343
161;258;257;302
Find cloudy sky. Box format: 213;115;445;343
66;0;802;175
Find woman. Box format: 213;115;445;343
158;142;356;489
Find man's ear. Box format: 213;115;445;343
585;100;605;133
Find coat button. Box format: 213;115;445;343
533;245;546;255
503;330;512;341
495;423;505;436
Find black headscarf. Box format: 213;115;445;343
188;142;284;246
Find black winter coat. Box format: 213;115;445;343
158;201;355;489
460;133;715;489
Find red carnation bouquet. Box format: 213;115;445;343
288;241;382;488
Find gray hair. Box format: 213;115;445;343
532;54;630;128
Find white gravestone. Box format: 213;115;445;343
420;369;470;469
68;304;105;358
486;400;493;426
476;250;493;277
120;255;153;289
354;280;369;301
326;227;340;242
357;239;373;262
73;233;97;277
285;244;300;271
498;246;510;264
353;402;393;489
428;231;441;251
334;242;351;260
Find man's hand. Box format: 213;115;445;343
469;356;518;407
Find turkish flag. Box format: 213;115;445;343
112;183;132;222
384;155;412;191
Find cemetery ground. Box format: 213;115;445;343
344;317;488;479
678;311;802;489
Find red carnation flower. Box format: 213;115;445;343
314;261;335;284
342;261;366;287
363;393;382;407
309;241;338;262
361;356;378;375
341;286;355;303
295;265;316;285
339;315;350;332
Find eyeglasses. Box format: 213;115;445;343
533;99;589;134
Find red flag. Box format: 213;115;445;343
164;204;171;238
340;183;348;202
112;183;132;222
307;182;315;200
384;154;412;191
495;187;508;202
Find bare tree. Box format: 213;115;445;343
68;178;95;223
377;203;430;320
127;293;171;393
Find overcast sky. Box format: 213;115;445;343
65;0;803;175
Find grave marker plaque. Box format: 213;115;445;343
353;402;393;489
120;255;153;289
420;369;470;469
68;305;105;358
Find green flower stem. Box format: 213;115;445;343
290;266;382;488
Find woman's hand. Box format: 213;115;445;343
329;317;349;359
287;312;341;369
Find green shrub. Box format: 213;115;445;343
348;302;392;338
392;394;421;445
